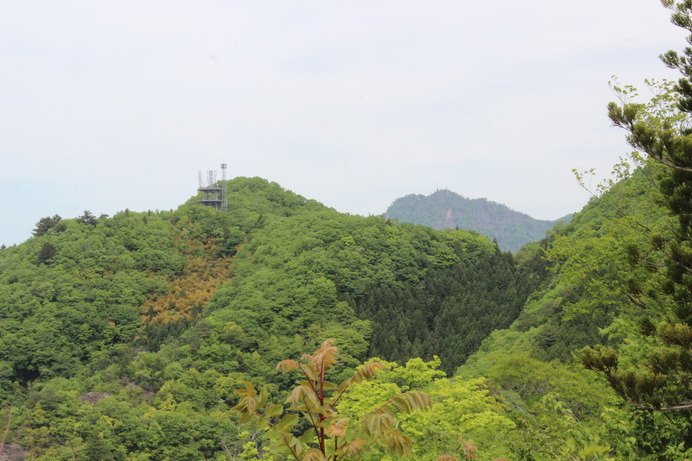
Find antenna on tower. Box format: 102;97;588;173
221;162;228;212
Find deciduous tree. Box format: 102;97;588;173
232;340;433;460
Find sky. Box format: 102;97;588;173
0;1;688;246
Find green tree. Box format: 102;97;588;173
232;340;433;460
32;215;63;237
77;210;98;226
578;1;692;457
36;242;57;265
338;357;515;460
583;3;691;410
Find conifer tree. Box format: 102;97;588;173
580;0;692;430
32;214;62;237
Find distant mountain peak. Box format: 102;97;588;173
384;190;571;252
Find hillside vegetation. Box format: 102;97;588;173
0;156;688;459
0;176;544;460
1;2;691;458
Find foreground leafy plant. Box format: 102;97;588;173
232;339;433;460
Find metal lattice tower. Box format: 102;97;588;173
197;167;223;210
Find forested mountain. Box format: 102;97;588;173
0;158;688;459
1;3;691;458
458;164;691;457
383;189;571;252
0;176;543;459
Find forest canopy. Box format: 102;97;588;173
0;2;691;460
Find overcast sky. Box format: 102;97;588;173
0;1;687;246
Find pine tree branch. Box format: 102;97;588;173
626;399;692;411
648;154;692;172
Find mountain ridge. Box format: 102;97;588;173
383;189;572;252
0;168;686;458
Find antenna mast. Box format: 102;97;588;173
221;163;228;212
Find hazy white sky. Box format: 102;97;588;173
0;1;687;245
